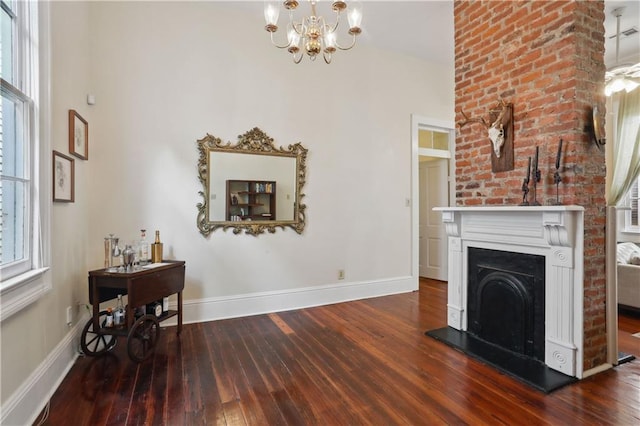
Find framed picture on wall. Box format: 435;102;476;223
69;109;88;160
53;150;75;202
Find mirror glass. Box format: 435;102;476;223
197;128;307;236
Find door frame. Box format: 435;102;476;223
411;114;456;282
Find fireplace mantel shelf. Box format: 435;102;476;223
434;205;584;212
434;206;585;378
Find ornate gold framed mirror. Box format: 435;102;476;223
197;128;307;236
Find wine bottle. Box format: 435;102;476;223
151;230;163;263
114;294;125;327
139;229;150;266
105;308;114;328
146;300;162;318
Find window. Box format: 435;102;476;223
623;177;639;232
1;0;50;321
2;77;32;278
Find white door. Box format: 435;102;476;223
419;158;448;280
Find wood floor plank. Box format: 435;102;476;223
163;329;187;425
190;322;227;424
215;319;273;425
243;314;353;424
280;309;407;424
235;318;309;424
123;351;155;425
201;320;238;406
40;279;640;426
301;305;472;424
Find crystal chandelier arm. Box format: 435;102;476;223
292;51;303;64
334;33;357;51
291;20;305;36
322;14;358;51
269;30;293;49
325;12;341;33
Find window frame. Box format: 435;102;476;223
2;80;34;278
0;0;51;322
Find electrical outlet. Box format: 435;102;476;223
66;306;73;325
338;269;345;280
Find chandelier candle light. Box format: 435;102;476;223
264;0;363;64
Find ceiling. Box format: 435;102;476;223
354;0;454;65
602;0;640;67
241;0;639;68
360;0;639;68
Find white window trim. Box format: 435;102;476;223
1;0;51;322
0;267;50;321
1;81;34;278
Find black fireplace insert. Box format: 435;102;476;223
426;246;576;393
467;247;545;361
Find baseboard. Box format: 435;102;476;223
0;316;85;426
582;362;612;378
162;276;417;326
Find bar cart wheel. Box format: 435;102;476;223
127;314;160;362
80;310;118;356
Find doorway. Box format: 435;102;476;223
419;158;448;279
411;115;455;282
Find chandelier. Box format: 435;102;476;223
605;7;640;96
263;1;363;64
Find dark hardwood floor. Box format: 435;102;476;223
40;279;640;425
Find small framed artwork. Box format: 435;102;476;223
69;109;88;160
53;150;75;202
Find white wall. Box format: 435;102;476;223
1;1;454;422
1;1;92;420
86;1;454;300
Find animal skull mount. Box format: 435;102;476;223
488;125;505;157
457;100;514;173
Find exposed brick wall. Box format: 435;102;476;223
454;0;607;371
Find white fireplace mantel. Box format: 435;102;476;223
434;206;585;378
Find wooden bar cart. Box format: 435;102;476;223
81;261;185;362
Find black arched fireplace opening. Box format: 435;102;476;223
467;247;545;361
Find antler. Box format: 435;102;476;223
457;108;489;128
489;99;509;127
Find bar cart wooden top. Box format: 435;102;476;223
84;260;185;362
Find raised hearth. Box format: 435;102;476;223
432;206;585;378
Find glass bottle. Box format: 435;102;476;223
139;229;150;266
151;230;163;263
114;294;125;327
104;237;112;268
105;308;114;328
